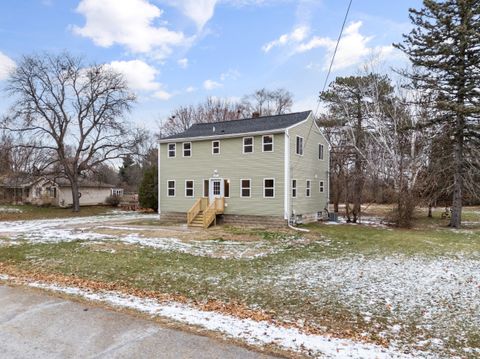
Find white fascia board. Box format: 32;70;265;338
158;129;287;144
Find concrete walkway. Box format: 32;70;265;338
0;285;276;359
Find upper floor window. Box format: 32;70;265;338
262;135;274;152
319;180;325;193
306;180;311;197
212;140;220;155
319;144;324;160
296;136;304;156
243;137;254;153
292;179;297;198
264;178;275;198
167;180;175;197
240;179;251;197
168;143;176;158
183;142;192;157
185;180;194;197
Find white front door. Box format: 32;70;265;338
209;178;224;203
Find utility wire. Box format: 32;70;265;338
292;0;353;172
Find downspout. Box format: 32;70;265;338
158;142;161;218
285;128;309;233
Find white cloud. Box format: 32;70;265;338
295;21;394;70
0;51;15;81
177;58;189;69
186;86;196;93
72;0;187;59
167;0;218;30
262;26;309;52
220;69;240;81
203;79;222;90
263;21;395;71
106;59;172;100
153;90;173;100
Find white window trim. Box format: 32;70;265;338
296;136;304;156
212;140;220;155
240;178;251;198
319;143;324;160
167;180;176;197
182;142;192;157
167;143;176;158
185;180;194;197
263;178;275;198
242;136;254;154
319;180;325;193
262;134;274;152
306;179;311;197
292;179;297;198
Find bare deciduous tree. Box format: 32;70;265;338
2;52;144;211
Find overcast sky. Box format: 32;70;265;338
0;0;423;131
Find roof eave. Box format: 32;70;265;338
158;128;287;143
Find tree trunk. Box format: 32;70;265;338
449;129;463;228
71;178;81;212
352;98;363;223
428;204;432;218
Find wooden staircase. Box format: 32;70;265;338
187;197;224;229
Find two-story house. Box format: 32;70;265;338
157;110;329;227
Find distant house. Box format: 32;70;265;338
158;111;330;227
0;177;123;207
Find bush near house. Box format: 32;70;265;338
139;166;158;211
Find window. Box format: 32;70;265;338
240;179;251;197
224;179;230;198
111;188;123;197
296;136;304;155
262;135;274;152
306;180;311;197
185;180;194;197
183;142;192;157
264;178;275;198
168;143;176;158
212;140;220;155
292;179;297;198
319;180;325;193
243;137;254;153
319;144;324;160
167;180;175;197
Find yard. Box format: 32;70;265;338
0;205;479;358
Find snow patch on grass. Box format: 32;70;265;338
10;276;417;358
0;206;23;214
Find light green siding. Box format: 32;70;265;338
288;117;330;218
159;134;285;216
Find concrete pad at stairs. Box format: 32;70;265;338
0;285;276;359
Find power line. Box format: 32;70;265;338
292;0;353;172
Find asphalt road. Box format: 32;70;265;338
0;285;276;359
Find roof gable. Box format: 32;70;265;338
160;111;312;141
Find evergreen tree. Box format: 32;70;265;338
394;0;480;228
138;166;158;211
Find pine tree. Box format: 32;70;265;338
138;166;158;211
394;0;480;228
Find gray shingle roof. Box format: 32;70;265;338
161;111;312;141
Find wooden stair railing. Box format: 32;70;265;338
187;197;224;228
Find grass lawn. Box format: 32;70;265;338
0;204;116;221
0;207;479;358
